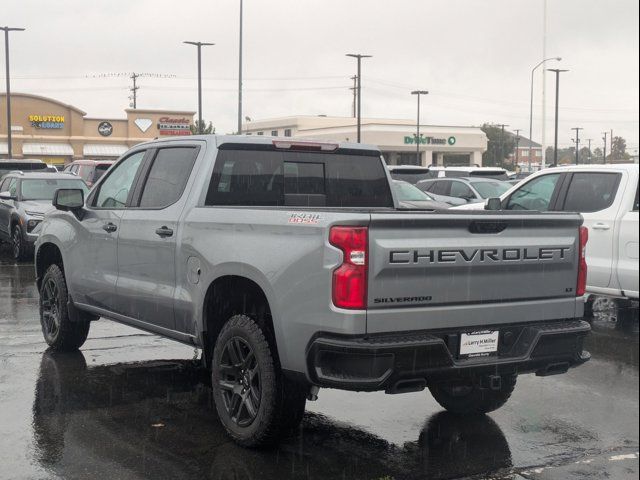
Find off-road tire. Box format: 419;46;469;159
211;314;307;447
39;264;90;351
429;375;517;415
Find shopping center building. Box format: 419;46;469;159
243;116;488;166
0;93;195;167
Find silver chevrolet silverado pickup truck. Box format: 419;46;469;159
34;135;590;446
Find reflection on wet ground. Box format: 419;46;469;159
1;246;638;479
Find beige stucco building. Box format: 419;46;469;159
243;116;488;166
1;93;195;166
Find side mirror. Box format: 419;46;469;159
0;191;16;201
53;188;84;211
484;197;502;211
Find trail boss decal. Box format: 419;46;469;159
288;213;321;225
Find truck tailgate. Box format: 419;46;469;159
366;211;583;333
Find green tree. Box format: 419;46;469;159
190;120;216;135
481;124;515;167
592;147;604;163
610;136;629;161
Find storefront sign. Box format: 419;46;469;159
404;135;456;146
98;121;113;137
157;116;192;136
29;114;65;129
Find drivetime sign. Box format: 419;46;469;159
404;135;456;146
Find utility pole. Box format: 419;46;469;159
587;139;592;163
514;129;522;168
184;41;215;134
548;68;568;167
411;90;428;166
602;132;608;164
346;53;372;143
89;72;176;109
1;26;25;158
572;127;583;164
237;0;243;134
350;75;357;118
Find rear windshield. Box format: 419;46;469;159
393;180;434;201
21;178;89;201
470;180;511;198
94;164;112;181
389;169;433;184
206;148;393;208
0;162;48;178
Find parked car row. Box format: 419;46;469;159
454;164;639;304
0;159;114;260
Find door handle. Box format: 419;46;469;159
102;222;117;233
155;226;174;238
592;223;610;231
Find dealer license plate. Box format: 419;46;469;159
459;330;499;358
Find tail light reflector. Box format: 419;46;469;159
329;226;368;309
577;226;588;296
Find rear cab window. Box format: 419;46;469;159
205;146;393;208
560;172;622;213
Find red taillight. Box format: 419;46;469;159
329;226;368;309
577;226;589;297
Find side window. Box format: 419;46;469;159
138;147;198;208
450;181;474;199
0;178;8;192
70;165;79;174
8;178;18;197
94;151;146;208
633;181;639;211
507;173;560;211
433;180;452;196
562;173;621;213
205;150;283;206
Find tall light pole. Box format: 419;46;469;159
346;53;372;143
528;56;561;169
514;129;521;168
237;0;243;134
602;132;608;164
2;26;25;158
411;90;428;165
571;127;583;164
587;138;592;163
548;68;568;167
184;41;214;134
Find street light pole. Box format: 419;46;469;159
528;56;561;169
237;0;243;134
184;41;214;134
571;127;583;164
411;90;428;165
514;129;521;168
602;132;608;164
548;68;568;167
346;53;372;143
1;26;25;158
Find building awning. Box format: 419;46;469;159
22;143;74;156
83;144;128;157
0;142;7;155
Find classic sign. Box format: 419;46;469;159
157;116;192;136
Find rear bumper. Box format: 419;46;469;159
306;319;590;392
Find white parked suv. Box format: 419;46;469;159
454;164;639;303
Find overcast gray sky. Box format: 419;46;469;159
3;0;639;151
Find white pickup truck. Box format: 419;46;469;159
455;164;639;304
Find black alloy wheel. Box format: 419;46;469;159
40;277;62;340
12;225;25;261
218;336;261;427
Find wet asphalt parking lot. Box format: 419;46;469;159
0;245;638;480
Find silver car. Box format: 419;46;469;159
417;177;511;206
0;172;88;260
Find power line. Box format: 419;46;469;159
87;72;176;108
